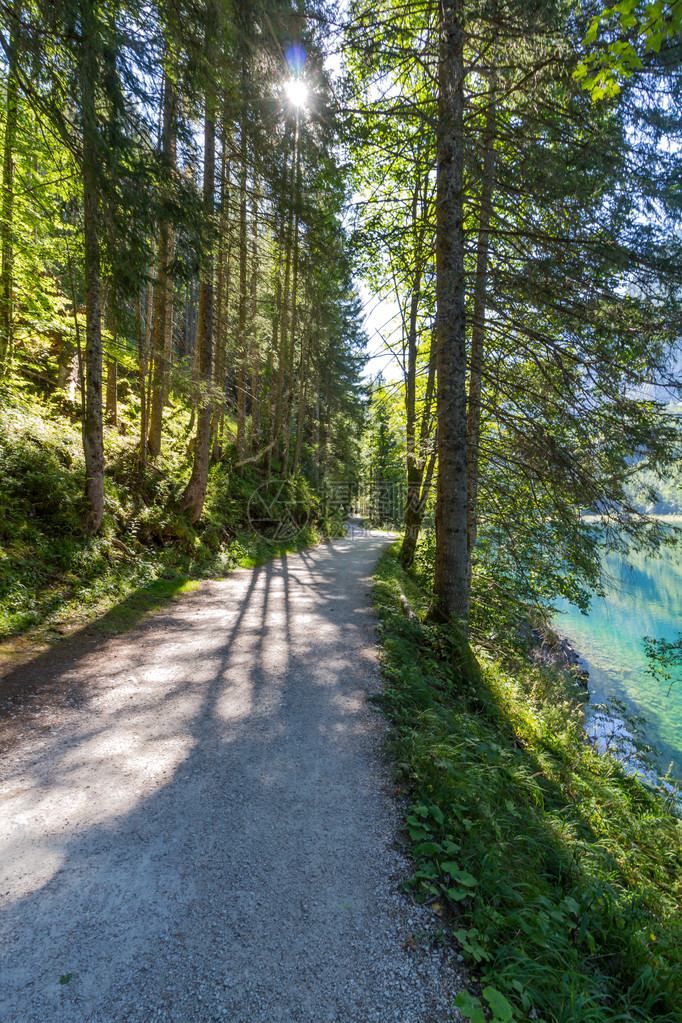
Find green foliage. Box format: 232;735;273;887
575;0;682;99
351;0;682;613
643;632;682;694
626;422;682;514
401;801;477;903
360;380;407;483
374;543;682;1023
455;987;515;1023
455;991;488;1023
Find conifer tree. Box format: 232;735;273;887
181;0;218;522
0;0;20;376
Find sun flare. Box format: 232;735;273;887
285;79;308;108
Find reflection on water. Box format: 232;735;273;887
557;544;682;781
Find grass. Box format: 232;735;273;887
373;542;682;1023
82;575;201;636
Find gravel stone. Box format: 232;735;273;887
0;531;466;1022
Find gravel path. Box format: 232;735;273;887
0;530;464;1022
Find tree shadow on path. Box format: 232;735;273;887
0;533;450;1023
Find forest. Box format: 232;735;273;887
1;0;682;635
2;1;682;1022
0;0;369;638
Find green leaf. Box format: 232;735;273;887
440;861;477;885
446;886;470;901
584;16;601;44
454;992;486;1023
413;841;443;856
454;928;491;961
430;805;444;825
439;860;460;874
441;839;461;855
483;986;514;1022
451;869;478;886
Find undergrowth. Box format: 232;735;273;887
374;543;682;1023
0;379;331;645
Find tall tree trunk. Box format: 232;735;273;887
189;158;202;394
181;12;216;523
400;302;427;568
263;176;288;478
402;165;433;568
105;358;117;426
430;0;469;621
402;324;437;573
142;238;155;444
414;331;438;525
314;389;321;484
212;147;229;460
183;281;191;359
0;0;20;374
80;0;105;535
410;339;439;538
402;247;424;565
57;339;79;396
280;164;301;478
216;182;236;452
148;72;177;459
466;69;497;563
136;296;147;471
161;271;174;404
271;125;297;467
235;93;249;462
104;291;117;426
249;177;260;452
291;309;311;477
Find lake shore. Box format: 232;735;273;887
547;615;682;802
528;622;590;688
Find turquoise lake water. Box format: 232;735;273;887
557;543;682;781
